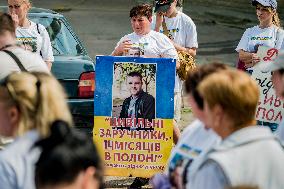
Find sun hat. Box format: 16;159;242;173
154;0;174;13
258;51;284;73
251;0;277;9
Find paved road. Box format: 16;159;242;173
0;0;266;66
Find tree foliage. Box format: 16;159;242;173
114;63;156;92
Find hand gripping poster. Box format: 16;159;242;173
94;56;176;178
249;46;284;131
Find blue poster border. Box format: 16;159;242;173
94;56;176;119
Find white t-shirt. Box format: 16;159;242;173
16;21;54;62
236;25;284;53
0;47;49;80
152;11;198;92
165;119;221;187
152;11;198;48
0;130;40;189
113;30;178;58
113;30;181;91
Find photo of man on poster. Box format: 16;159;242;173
119;71;155;120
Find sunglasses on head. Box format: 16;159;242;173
8;1;26;9
256;5;272;12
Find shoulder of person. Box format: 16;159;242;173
178;11;194;22
181;119;204;137
241;26;258;37
120;32;135;41
151;30;169;39
10;47;48;67
142;91;155;100
277;27;284;34
31;21;47;33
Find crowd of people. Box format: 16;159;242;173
0;0;283;189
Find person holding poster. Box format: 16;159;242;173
119;71;155;120
236;0;284;69
151;63;226;189
111;3;178;59
236;0;284;131
259;52;284;141
111;3;181;143
189;69;284;189
111;4;179;188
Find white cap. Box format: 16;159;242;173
258;51;284;73
251;0;277;9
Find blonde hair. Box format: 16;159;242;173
272;12;281;28
198;69;259;127
0;72;73;137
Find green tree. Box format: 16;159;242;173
114;63;156;93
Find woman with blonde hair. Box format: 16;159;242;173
8;0;54;69
188;69;284;189
0;72;72;189
236;0;283;69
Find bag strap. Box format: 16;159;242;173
2;50;28;72
36;23;43;58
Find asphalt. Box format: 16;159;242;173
2;0;282;66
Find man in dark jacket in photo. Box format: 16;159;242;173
120;71;155;120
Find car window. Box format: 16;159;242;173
29;16;85;56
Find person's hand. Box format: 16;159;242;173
10;13;19;28
156;12;164;24
154;12;164;32
252;53;261;64
245;53;260;68
150;173;171;189
113;39;132;56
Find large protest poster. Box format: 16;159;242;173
94;56;176;177
249;47;284;131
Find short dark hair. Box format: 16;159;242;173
35;120;103;189
130;4;153;20
0;13;15;35
128;71;143;82
185;62;228;109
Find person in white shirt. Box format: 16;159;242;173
8;0;54;70
112;3;181;144
152;0;198;137
0;72;73;189
236;0;284;69
0;13;49;81
153;0;198;57
111;4;179;188
189;69;284;189
258;51;284;141
111;4;178;59
0;12;49;148
151;63;226;189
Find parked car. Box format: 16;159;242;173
0;7;95;134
